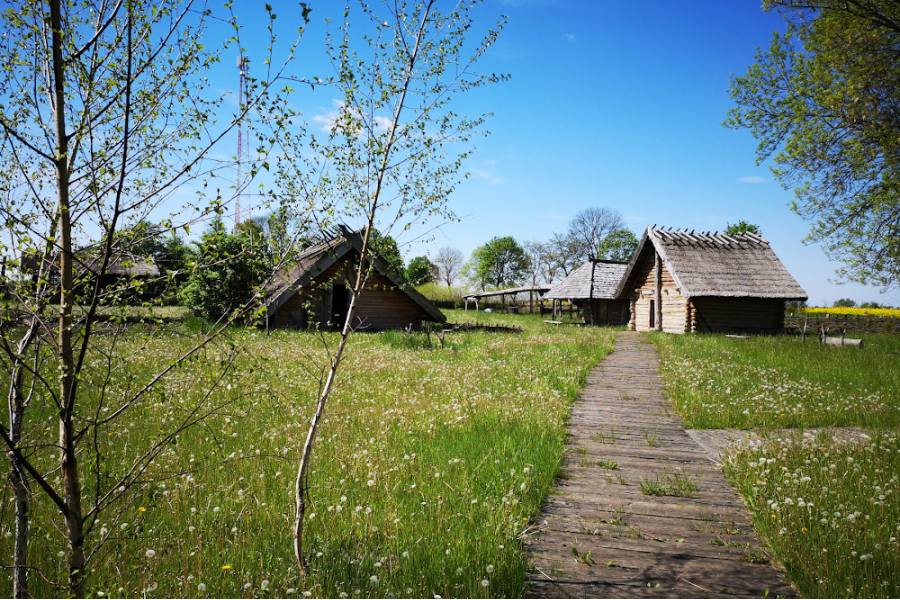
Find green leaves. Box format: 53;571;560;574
727;1;900;289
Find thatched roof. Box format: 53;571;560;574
19;251;159;277
615;226;808;300
463;285;552;300
543;260;628;300
264;226;445;323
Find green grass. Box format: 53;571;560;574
723;430;900;598
0;309;616;598
639;471;697;498
650;331;900;598
651;332;900;430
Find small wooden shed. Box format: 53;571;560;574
543;259;630;325
615;226;808;333
263;227;446;331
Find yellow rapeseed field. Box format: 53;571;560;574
803;306;900;318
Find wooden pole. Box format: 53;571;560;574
653;251;662;331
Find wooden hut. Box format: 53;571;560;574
543;259;630;325
615;226;807;333
263;227;445;331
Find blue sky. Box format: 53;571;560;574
227;0;897;307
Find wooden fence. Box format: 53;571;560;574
785;314;899;335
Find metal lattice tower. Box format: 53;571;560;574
234;56;251;229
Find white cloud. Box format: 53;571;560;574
313;100;392;134
471;168;504;185
564;33;575;43
737;176;767;184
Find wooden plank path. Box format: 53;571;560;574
524;332;797;599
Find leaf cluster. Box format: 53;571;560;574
726;0;900;289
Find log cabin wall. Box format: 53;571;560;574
691;297;785;333
631;252;688;333
588;298;630;325
271;255;430;330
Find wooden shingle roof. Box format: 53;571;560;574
543;260;628;300
615;226;808;300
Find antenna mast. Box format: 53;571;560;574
235;56;251;229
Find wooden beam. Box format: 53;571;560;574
654;251;662;331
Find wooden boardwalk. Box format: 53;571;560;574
524;332;796;599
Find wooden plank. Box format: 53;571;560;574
525;332;797;599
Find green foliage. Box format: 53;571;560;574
726;1;900;289
597;228;638;262
369;229;405;282
469;236;530;290
724;220;761;236
179;224;268;321
405;255;435;286
833;298;857;308
860;301;885;309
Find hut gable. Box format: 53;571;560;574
264;227;445;330
543;260;628;301
616;227;808;301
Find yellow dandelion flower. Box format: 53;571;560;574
222;565;231;570
138;507;146;512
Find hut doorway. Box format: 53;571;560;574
331;283;350;330
649;299;655;329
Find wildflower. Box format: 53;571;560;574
370;575;379;585
261;579;270;589
303;592;312;598
145;549;156;559
367;479;375;487
243;583;252;591
286;589;296;595
198;583;207;592
222;565;231;570
138;507;147;512
486;564;494;573
482;579;489;587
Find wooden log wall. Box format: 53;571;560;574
631;253;688;333
785;314;900;335
587;298;630;325
692;297;784;333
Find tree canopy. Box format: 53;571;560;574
724;221;761;236
596;228;639;262
726;0;900;289
469;236;530;290
405;256;436;286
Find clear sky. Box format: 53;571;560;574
227;0;897;307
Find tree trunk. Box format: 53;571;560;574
8;349;30;599
51;0;86;593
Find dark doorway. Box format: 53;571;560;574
331;283;350;331
649;299;655;329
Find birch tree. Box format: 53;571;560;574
0;1;307;596
283;0;506;574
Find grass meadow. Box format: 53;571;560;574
1;310;615;598
652;332;900;598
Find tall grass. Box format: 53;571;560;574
723;431;900;598
651;331;900;598
1;310;615;598
651;332;900;430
